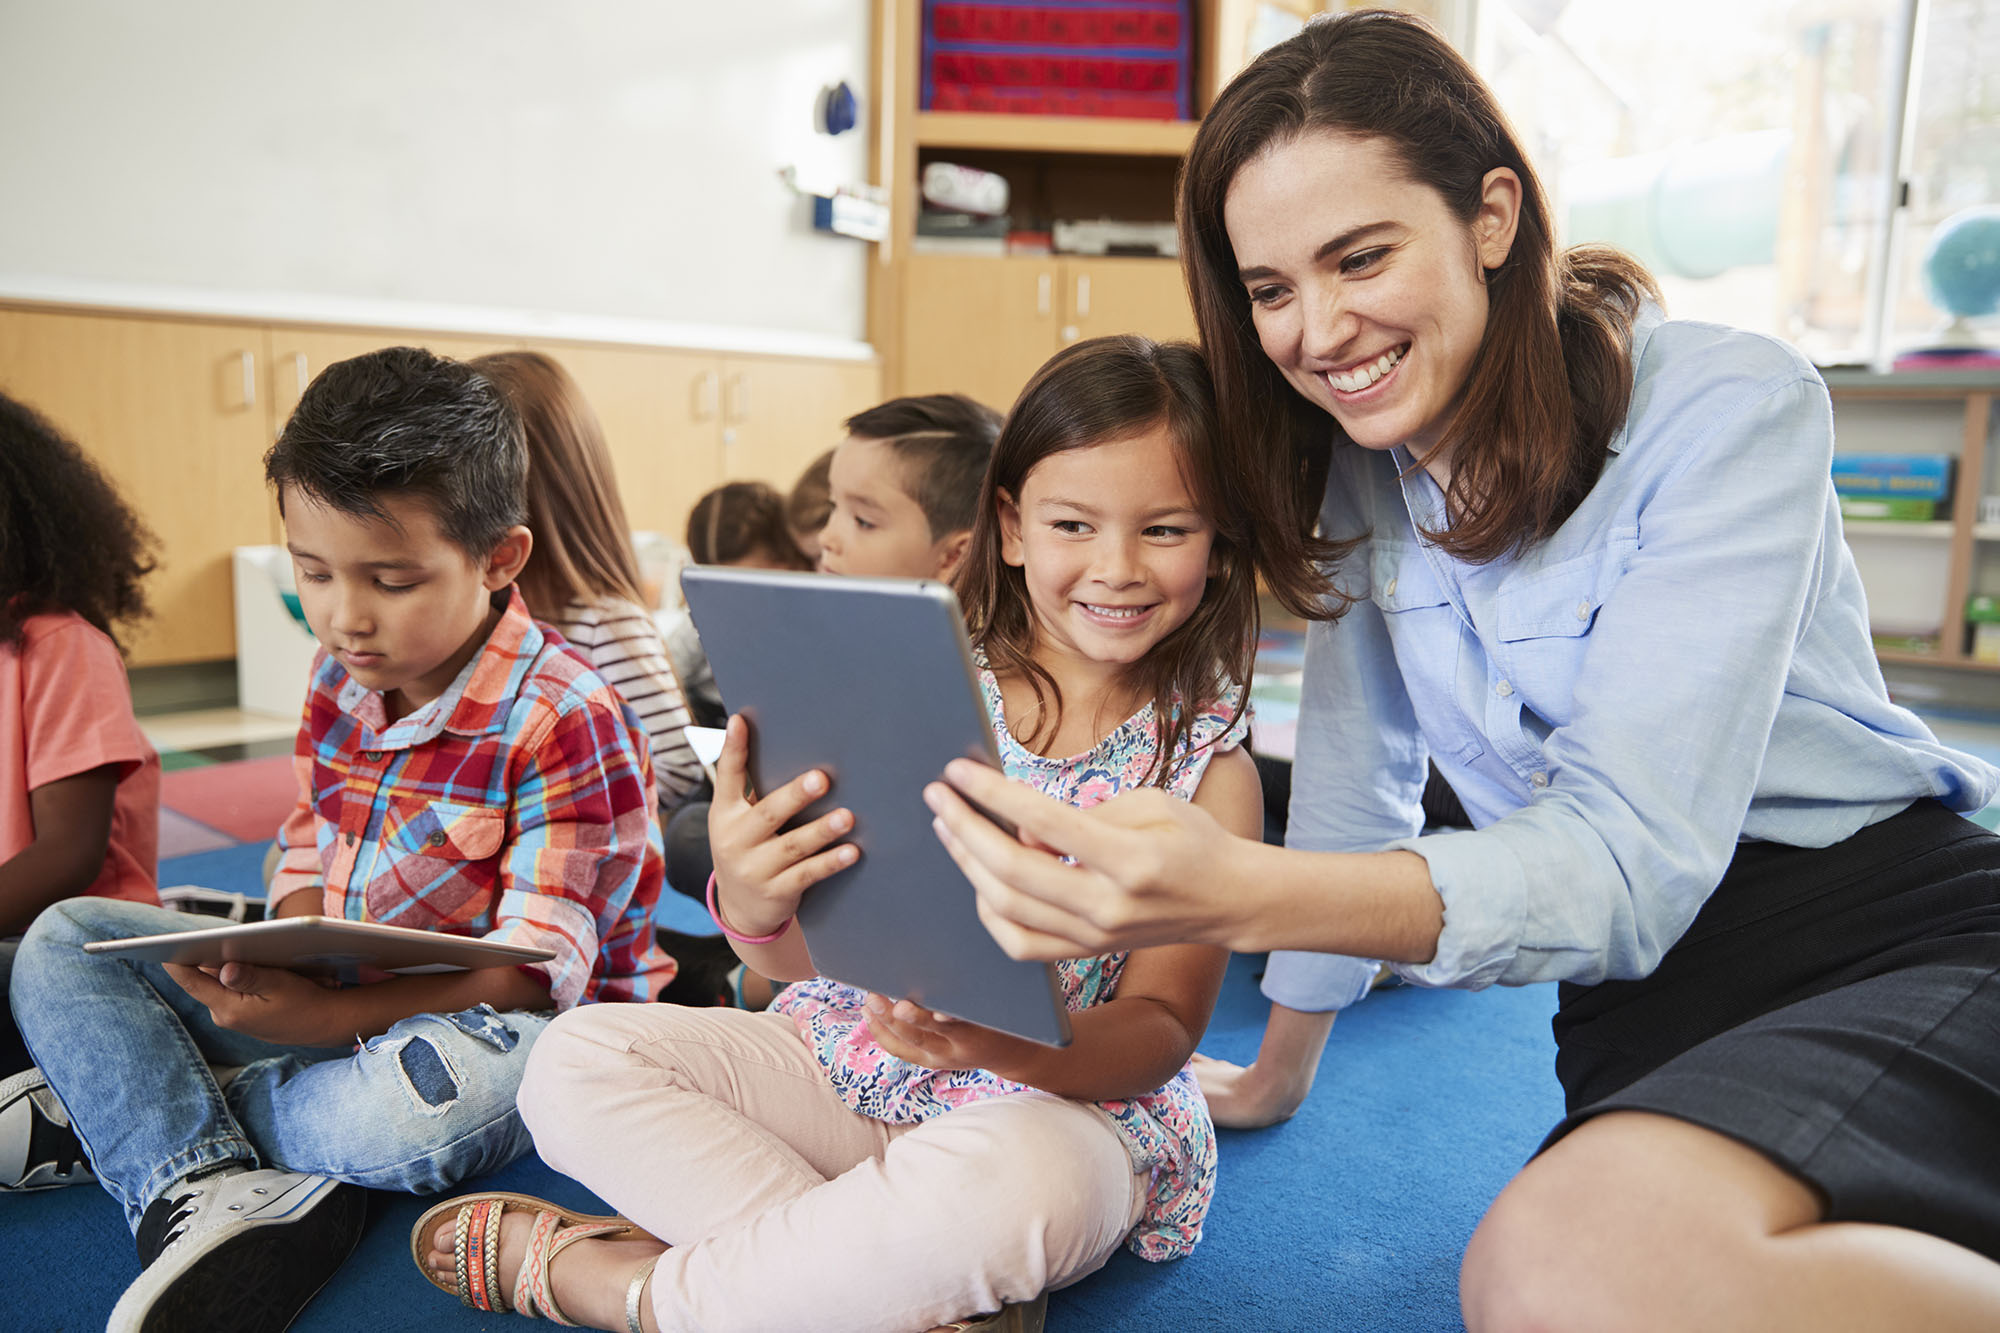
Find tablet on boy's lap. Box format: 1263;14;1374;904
84;917;556;980
681;566;1072;1047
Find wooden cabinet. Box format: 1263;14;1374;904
0;307;276;665
897;254;1191;410
0;303;879;665
265;329;518;438
530;345;881;549
720;354;883;488
871;0;1207;406
529;343;725;544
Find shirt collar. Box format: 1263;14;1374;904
1605;300;1667;458
336;585;543;747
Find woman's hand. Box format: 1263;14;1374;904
708;714;858;939
861;993;1037;1075
925;759;1252;960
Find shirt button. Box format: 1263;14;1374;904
1529;771;1549;789
426;831;447;848
1383;577;1398;598
1495;680;1514;698
1575;599;1592;621
344;831;356;846
362;750;384;762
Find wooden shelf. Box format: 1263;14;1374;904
913;111;1196;156
1824;368;2000;395
1844;520;1956;539
1878;649;2000;673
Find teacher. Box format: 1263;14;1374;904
926;11;2000;1329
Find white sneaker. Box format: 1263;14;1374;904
0;1067;93;1191
107;1167;367;1333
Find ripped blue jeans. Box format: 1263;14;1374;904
10;898;550;1231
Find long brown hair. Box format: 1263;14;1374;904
1179;9;1658;605
955;336;1255;785
469;351;646;612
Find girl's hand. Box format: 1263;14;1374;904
861;993;1035;1074
926;760;1248;960
708;714;859;939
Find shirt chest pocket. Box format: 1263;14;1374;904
1490;549;1615;726
1371;544;1484;765
366;799;507;926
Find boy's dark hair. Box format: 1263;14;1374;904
0;390;157;652
264;346;526;556
843;393;1002;540
686;481;812;569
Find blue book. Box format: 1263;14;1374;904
1830;453;1953;500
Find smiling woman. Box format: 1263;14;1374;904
924;10;2000;1333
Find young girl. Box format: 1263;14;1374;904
471;351;704;820
410;335;1264;1332
0;390;159;1125
685;479;814;571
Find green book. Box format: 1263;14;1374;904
1840;495;1939;522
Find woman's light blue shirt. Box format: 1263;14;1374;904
1263;306;2000;1011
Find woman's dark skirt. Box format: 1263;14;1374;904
1546;799;2000;1260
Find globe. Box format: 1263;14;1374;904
1922;206;2000;328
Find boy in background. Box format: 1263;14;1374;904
813;392;1002;581
662;392;1003;1008
9;347;671;1333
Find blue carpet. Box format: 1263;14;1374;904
2;855;1562;1332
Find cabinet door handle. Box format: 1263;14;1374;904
725;372;750;423
692;371;719;422
1037;272;1052;317
1075;274;1091;319
235;350;257;410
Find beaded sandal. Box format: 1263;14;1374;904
410;1191;650;1327
934;1291;1049;1332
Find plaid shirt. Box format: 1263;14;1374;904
268;587;673;1008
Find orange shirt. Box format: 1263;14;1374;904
0;611;160;908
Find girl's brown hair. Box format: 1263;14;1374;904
1178;8;1658;611
470;351;646;612
955;335;1255;785
685;481;812;570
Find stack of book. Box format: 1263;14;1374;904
1832;453;1953;523
913;208;1011;256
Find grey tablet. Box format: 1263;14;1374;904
681;566;1072;1047
84;916;556;980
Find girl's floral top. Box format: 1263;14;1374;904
773;663;1249;1260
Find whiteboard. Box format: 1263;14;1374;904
0;1;873;346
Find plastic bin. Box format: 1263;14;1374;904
232;546;323;720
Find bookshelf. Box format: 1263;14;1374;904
1823;370;2000;671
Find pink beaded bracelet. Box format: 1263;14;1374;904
705;871;792;945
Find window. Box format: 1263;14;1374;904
1474;0;1952;368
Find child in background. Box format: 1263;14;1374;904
472;351;705;822
660;394;1004;1017
9;348;672;1333
785;448;835;565
815;391;1002;580
0;391;160;1140
685;481;812;572
411;336;1261;1333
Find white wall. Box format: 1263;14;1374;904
0;1;873;345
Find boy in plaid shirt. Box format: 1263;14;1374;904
5;346;672;1333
